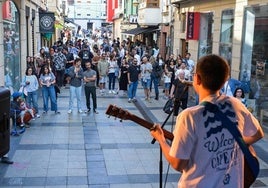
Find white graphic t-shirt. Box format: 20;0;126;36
170;95;260;188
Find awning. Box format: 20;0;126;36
64;17;80;27
122;26;159;35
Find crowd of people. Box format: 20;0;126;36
21;35;198;121
18;34;257;128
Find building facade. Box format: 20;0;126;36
67;0;107;31
1;0;63;92
171;0;268;113
1;0;48;92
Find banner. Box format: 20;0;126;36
186;12;200;40
39;12;55;33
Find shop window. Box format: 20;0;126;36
241;5;268;101
198;12;213;58
3;0;21;93
219;9;234;66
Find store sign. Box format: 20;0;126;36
39;12;55;33
186;12;200;40
2;0;12;21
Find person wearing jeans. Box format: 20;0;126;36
83;61;98;114
67;58;83;114
108;55;118;94
39;65;60;114
127;58;141;103
22;67;40;117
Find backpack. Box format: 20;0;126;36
53;53;66;71
83;50;90;60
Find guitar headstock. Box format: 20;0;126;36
106;104;131;120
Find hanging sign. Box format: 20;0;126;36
39;12;55;33
186;12;200;40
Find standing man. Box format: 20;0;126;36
78;45;94;71
97;53;109;95
184;52;196;101
127;58;141;103
62;46;74;86
51;47;67;88
151;54;264;187
140;56;152;102
67;58;84;114
83;61;98;114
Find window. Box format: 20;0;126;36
198;12;213;58
181;13;186;33
3;0;21;91
219;9;234;66
146;0;159;8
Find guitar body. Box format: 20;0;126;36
244;146;259;188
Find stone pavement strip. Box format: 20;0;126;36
0;86;268;188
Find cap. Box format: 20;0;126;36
12;92;22;99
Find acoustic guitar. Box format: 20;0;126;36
106;104;258;188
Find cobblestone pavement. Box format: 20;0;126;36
0;84;268;187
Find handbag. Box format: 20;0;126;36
163;98;174;114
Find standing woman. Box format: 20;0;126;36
22;67;40;118
118;58;129;95
39;65;60;114
165;59;176;91
67;58;84;114
108;54;118;94
26;56;37;76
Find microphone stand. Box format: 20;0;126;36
151;83;190;188
151;109;174;188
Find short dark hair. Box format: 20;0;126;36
196;54;229;92
74;57;82;64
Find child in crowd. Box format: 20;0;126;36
163;71;171;99
18;98;35;127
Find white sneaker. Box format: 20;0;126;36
68;109;72;114
109;90;112;94
35;114;40;118
112;90;116;94
78;109;83;113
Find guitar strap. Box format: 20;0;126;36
201;101;259;179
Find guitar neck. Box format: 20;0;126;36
129;113;174;141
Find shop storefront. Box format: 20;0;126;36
3;0;21;93
241;4;268;109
